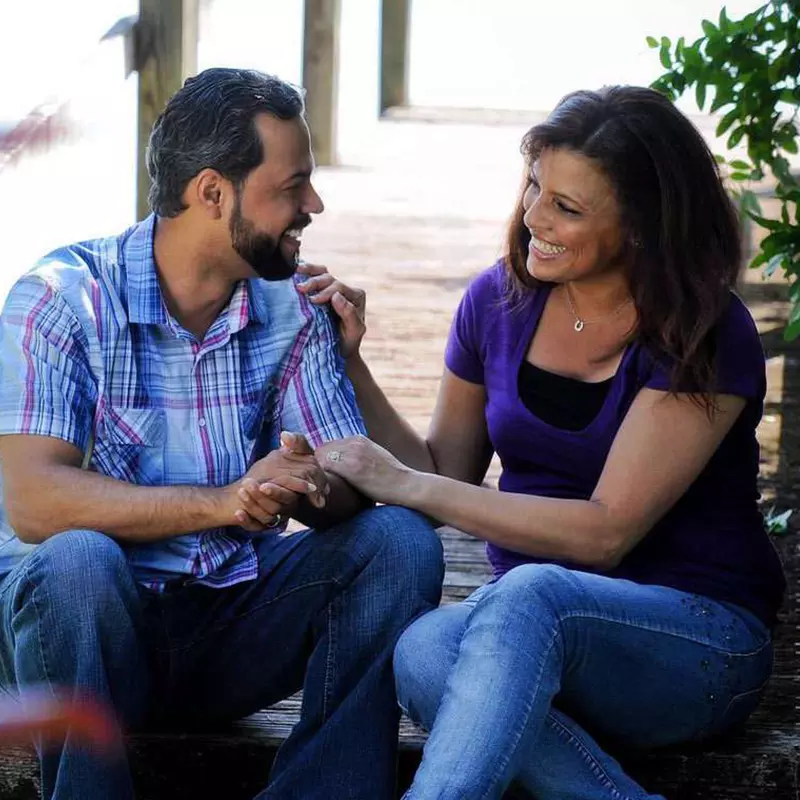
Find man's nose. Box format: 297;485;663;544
305;183;324;215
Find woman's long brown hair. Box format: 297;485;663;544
504;86;742;412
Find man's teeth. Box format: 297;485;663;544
532;236;566;255
284;229;303;241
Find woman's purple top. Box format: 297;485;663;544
444;262;785;627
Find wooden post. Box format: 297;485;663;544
303;0;341;166
380;0;410;113
135;0;199;221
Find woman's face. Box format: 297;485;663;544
522;147;626;283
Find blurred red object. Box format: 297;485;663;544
0;690;119;750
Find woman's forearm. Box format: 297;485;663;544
346;355;436;473
401;471;624;569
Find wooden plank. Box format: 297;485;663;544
302;0;341;166
135;0;199;221
380;0;411;112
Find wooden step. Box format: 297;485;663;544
0;530;795;799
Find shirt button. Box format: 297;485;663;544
198;417;207;427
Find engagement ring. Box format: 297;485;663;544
327;450;342;462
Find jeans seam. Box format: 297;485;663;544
478;629;560;800
159;578;339;654
557;610;771;657
548;713;633;800
322;591;340;721
25;561;59;704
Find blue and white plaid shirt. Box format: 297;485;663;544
0;215;365;589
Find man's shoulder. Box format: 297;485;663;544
12;231;126;305
250;273;335;332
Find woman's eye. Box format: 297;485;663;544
556;199;579;215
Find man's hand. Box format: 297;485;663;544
224;432;329;532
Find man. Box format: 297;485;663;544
0;68;444;800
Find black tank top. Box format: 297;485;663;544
518;360;613;432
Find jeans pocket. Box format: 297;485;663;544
696;678;769;742
716;682;768;732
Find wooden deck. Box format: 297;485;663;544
0;115;797;798
0;525;794;799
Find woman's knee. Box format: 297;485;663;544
394;604;468;728
484;563;586;617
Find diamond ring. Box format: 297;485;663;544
327;450;342;462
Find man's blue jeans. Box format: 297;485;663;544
0;505;444;800
394;563;773;800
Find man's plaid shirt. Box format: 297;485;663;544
0;215;365;589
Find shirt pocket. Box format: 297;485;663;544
94;405;166;484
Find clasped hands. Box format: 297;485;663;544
225;431;330;532
225;433;415;532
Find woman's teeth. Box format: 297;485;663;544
532;236;566;255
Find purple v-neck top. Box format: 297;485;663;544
445;262;785;627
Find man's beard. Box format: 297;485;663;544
229;193;299;281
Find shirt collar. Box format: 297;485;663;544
245;279;269;326
123;214;169;326
123;215;269;331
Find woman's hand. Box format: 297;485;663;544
296;262;366;360
316;436;419;505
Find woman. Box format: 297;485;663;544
250;86;786;799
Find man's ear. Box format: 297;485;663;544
192;169;227;220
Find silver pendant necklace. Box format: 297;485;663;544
564;283;631;333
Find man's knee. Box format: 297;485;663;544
356;505;444;582
19;529;135;610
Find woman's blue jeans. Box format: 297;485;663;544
0;505;444;800
394;563;773;800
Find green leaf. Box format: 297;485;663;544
701;19;719;38
764;507;793;536
695;81;707;109
719;6;730;34
728;126;746;148
646;35;659;48
789;298;800;328
763;253;785;278
740;190;761;215
716;107;740;136
729;159;752;170
749;214;783;231
660;43;672;69
784;311;800;342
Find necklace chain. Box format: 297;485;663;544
564;284;632;333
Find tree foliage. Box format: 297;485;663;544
649;2;800;338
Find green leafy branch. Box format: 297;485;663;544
648;2;800;339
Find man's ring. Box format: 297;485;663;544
327;451;342;463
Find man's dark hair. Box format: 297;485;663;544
146;68;305;217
